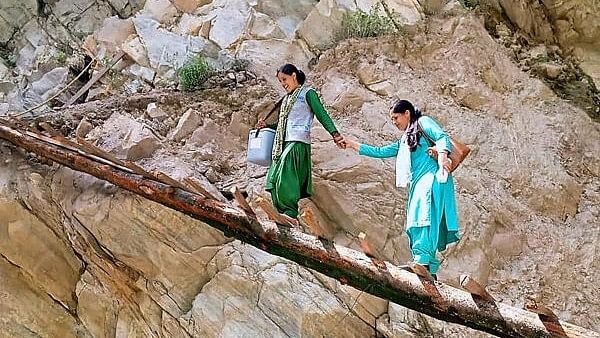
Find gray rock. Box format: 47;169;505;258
0;61;8;80
249;12;286;39
23;67;68;107
168;108;203;141
146;102;167;119
86;112;161;161
208;0;251;49
0;103;9;116
126;64;156;83
133;16;220;75
236;39;314;89
75;119;94;138
140;0;179;23
254;0;317;37
0;0;36;43
16;44;41;76
540;62;562;79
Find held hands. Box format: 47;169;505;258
340;136;360;152
332;132;346;149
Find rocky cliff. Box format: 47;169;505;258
0;0;599;337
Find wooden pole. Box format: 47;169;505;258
0;123;597;338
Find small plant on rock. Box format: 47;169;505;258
338;5;397;40
56;50;67;64
0;46;16;68
231;58;249;72
177;55;216;91
459;0;479;9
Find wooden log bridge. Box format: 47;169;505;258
0;121;598;338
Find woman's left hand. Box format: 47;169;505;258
438;152;452;172
443;158;452;172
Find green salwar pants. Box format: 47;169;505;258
265;142;313;218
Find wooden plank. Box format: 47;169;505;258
63;51;125;107
153;171;191;192
21;128;135;173
459;275;495;301
524;299;558;319
357;232;375;257
400;263;435;282
300;207;325;239
230;186;256;217
183;177;219;200
255;197;298;227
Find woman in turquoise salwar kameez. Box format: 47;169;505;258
256;64;345;220
345;100;460;277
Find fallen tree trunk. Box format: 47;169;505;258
0;123;597;338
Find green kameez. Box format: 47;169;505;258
265;88;338;218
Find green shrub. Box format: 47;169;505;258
0;47;16;68
177;56;216;91
459;0;479;9
338;7;397;40
56;50;67;64
231;58;249;72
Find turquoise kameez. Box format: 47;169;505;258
358;116;460;274
265;89;339;218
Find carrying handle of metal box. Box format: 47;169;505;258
254;97;284;137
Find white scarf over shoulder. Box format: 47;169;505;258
395;133;411;188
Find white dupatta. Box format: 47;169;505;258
395;133;411;188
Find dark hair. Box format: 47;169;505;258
391;99;423;152
277;63;306;85
391;99;421;123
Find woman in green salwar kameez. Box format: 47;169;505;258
256;64;345;219
345;100;460;277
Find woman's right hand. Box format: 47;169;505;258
256;119;267;129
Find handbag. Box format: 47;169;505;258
418;120;470;173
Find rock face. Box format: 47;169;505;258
298;0;422;50
0;0;38;44
0;2;600;338
86;112;161;160
498;0;600;86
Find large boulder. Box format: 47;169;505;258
52;0;113;36
22;67;69;108
84;16;135;57
236;39;314;88
0;196;82;310
132;16;219;77
86;112;161;161
140;0;179;23
498;0;600;86
208;0;252;49
254;0;318;37
248;11;286;39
